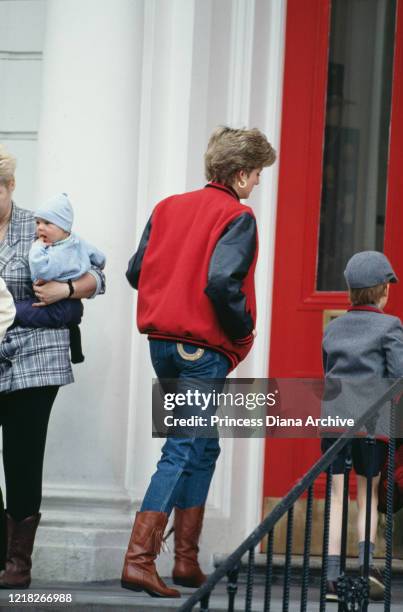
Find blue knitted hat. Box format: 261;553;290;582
35;193;73;232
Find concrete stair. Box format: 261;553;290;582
1;556;402;610
0;578;403;611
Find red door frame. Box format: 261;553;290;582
265;0;403;500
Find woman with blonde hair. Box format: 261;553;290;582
122;126;276;598
0;145;105;588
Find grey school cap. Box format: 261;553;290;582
344;251;398;289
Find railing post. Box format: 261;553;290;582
361;435;376;612
339;450;352;577
264;529;274;612
282;506;294;612
226;564;240;612
320;466;333;612
200;594;210;612
245;547;255;612
300;485;313;612
384;399;396;612
337;449;352;611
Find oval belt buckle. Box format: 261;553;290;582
177;343;205;361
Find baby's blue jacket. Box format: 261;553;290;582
29;233;106;282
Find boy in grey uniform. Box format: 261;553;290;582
322;251;403;602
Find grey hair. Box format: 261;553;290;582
205;126;276;186
0;145;16;186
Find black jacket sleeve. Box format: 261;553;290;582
205;213;257;341
126;216;153;289
14;298;83;328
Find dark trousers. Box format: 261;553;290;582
0;386;59;521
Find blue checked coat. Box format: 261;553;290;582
0;205;105;393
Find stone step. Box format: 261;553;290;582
1;580;403;612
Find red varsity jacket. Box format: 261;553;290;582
126;183;258;370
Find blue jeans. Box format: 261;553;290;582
141;340;230;514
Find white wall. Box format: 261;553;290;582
0;0;46;207
0;0;45;491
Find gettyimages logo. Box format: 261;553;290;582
162;388;278;411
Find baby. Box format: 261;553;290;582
15;193;105;362
30;192;105;283
0;277;15;343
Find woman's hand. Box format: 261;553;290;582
33;280;69;306
32;273;98;306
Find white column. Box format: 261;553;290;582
33;0;145;581
123;0;199;498
123;0;200;577
232;0;287;541
204;0;287;554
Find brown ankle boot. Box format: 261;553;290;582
172;506;207;588
121;511;180;598
0;513;41;589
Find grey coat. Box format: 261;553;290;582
322;307;403;438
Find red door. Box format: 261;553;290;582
264;0;403;512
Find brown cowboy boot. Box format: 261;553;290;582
0;513;41;588
121;511;180;598
172;506;207;588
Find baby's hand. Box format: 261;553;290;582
34;237;48;246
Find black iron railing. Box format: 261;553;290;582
178;378;403;612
